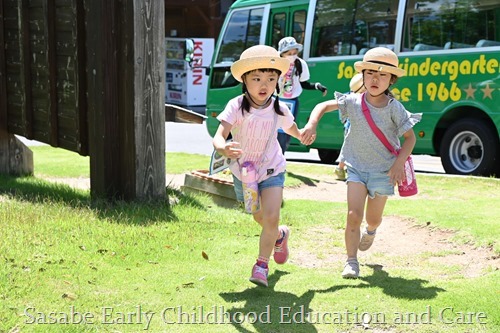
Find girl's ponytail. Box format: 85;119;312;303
294;58;302;77
240;83;251;115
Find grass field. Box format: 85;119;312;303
0;146;498;332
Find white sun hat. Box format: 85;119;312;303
278;37;303;54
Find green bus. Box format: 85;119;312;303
204;0;500;176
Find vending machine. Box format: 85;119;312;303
165;38;214;107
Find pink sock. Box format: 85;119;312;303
256;256;269;268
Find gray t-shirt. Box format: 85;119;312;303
336;92;422;173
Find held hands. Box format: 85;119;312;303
299;123;318;146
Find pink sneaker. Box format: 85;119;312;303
249;264;268;287
273;226;290;264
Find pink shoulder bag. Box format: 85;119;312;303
360;94;418;197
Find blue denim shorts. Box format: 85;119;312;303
346;166;394;198
233;172;285;202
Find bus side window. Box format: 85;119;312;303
312;0;398;57
404;0;500;52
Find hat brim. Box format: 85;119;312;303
280;44;303;54
354;61;406;77
349;75;365;93
231;56;290;82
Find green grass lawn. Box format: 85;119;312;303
0;146;498;332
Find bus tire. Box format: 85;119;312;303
318;149;340;164
440;118;500;176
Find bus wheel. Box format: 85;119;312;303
318;149;340;164
440;118;500;176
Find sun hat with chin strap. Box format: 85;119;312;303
354;47;406;77
231;45;290;83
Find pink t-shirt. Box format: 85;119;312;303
217;95;295;182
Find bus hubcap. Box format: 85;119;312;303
450;131;483;173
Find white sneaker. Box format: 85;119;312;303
342;259;359;278
359;228;376;251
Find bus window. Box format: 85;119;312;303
292;10;306;45
211;8;264;89
312;0;399;57
270;9;307;51
271;12;287;50
215;8;264;64
405;0;500;52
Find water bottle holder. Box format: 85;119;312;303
398;155;418;197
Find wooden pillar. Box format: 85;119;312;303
0;1;33;176
85;0;165;201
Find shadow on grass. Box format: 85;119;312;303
0;175;89;203
286;171;319;187
219;266;445;332
220;270;320;332
0;175;206;225
317;264;445;300
358;264;446;299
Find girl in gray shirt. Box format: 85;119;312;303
301;47;421;279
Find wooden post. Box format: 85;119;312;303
85;0;165;201
0;1;32;176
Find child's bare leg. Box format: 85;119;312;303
253;187;283;259
345;182;368;258
365;195;387;232
356;194;387;253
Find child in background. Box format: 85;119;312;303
301;47;422;278
334;73;367;181
212;45;307;287
277;37;328;154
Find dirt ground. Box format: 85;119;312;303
42;173;499;277
280;175;499;278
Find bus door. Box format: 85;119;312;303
267;5;308;49
267;5;309;151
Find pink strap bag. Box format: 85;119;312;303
360;94;418;197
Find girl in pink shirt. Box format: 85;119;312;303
213;45;306;287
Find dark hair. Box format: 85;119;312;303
387;75;398;97
293;58;302;77
240;68;284;116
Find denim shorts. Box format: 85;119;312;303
346;166;394;198
233;172;285;202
